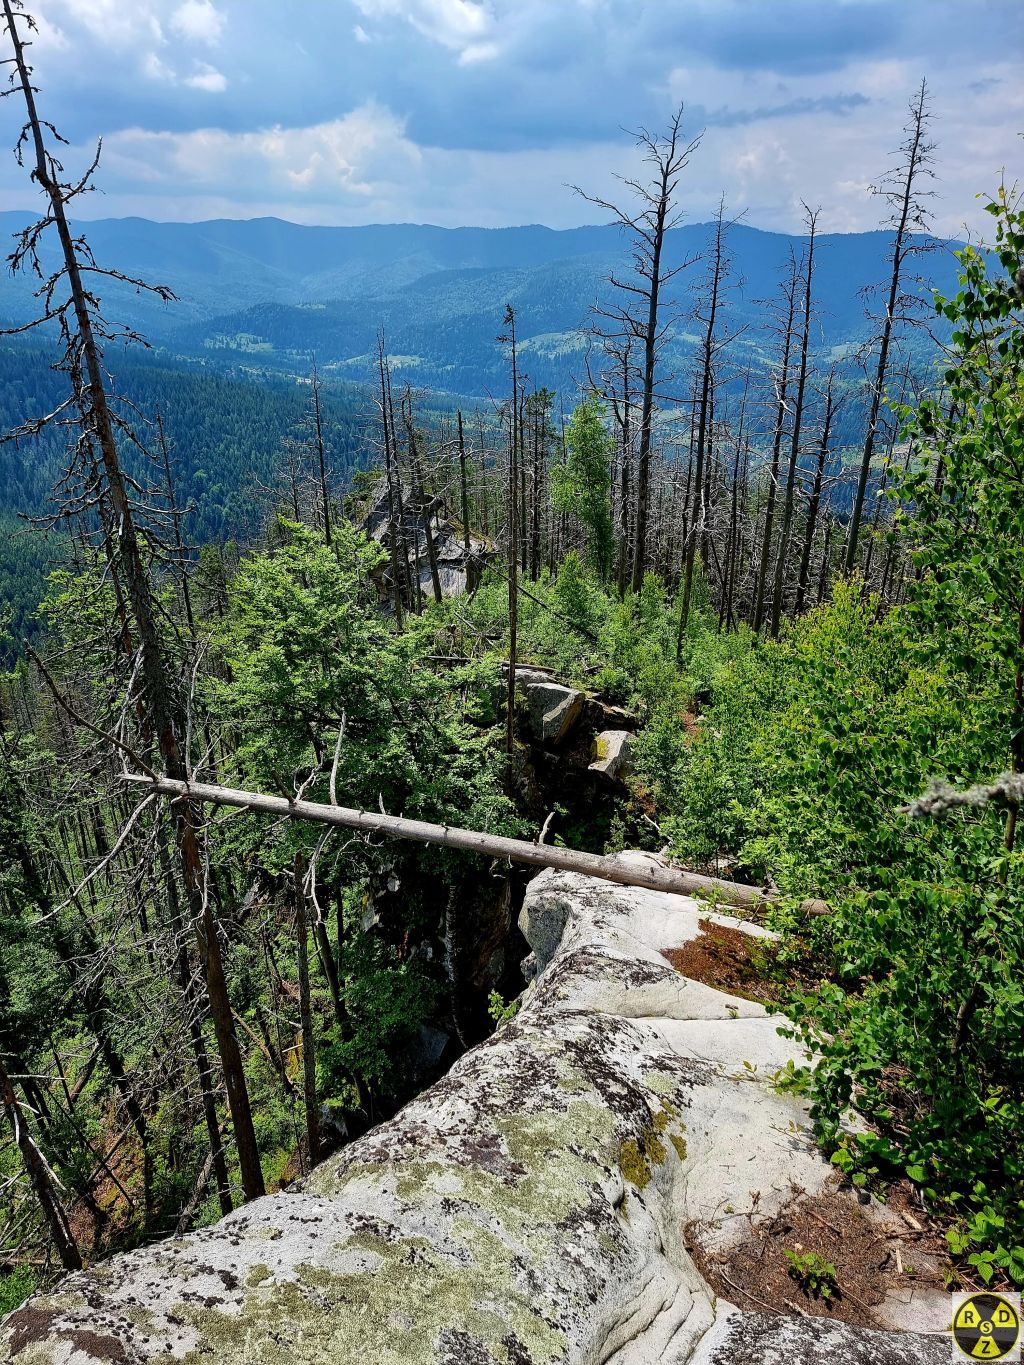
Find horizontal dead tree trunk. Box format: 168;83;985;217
124;774;828;916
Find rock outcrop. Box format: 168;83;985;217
588;729;636;780
522;680;585;746
2;859;948;1364
362;478;494;606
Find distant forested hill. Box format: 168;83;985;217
0;214;960;400
0;344;376;647
0;344;372;535
0;213;960;643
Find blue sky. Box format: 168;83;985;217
2;0;1022;234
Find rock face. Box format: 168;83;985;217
2;860;948;1364
589;729;636;780
361;478;493;606
522;680;585;746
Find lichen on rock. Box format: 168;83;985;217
2;859;948;1364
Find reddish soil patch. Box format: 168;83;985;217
663;918;782;1004
686;1181;949;1330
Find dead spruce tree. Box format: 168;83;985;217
845;79;937;572
498;304;520;754
575;107;701;591
679;199;740;642
751;250;802;630
1;0;265;1201
769;204;819;636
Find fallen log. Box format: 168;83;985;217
123;773;829;916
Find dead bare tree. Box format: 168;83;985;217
751;251;801;631
402;389;443;605
310;357;332;548
845;80;937;572
498;304;520;755
769;205;819;636
0;1052;81;1270
679;198;739;643
794;368;842;616
1;0;265;1201
293;852;321;1171
575;107;701;591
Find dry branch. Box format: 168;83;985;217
124;773;828;916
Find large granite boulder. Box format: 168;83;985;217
522;681;585;746
589;729;636;780
2;859;948;1364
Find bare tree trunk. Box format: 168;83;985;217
457;409;471;554
770;209;818;636
0;1052;82;1270
721;374;750;631
501;306;519;755
530;402;542;581
845;81;934;572
310;358;332;548
403;395;443;604
615;347;632;598
294;853;321;1170
681;204;729;638
377;341;405;628
575;109;698;593
476;414;489;537
752;256;799;630
129;772;831;916
154;818;233;1217
795;372;836;616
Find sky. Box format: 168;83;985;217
1;0;1022;236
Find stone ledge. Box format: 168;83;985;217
1;858;948;1364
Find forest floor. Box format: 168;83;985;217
665;919;957;1328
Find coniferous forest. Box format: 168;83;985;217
1;0;1023;1332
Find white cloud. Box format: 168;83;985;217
141;52;226;91
45;0;165;50
353;0;500;61
101;104;421;204
458;40;500;65
4;2;1020;237
143;51;176;82
185;61;228;92
170;0;225;44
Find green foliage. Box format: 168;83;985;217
487;990;519;1026
551;396;615;579
321;932;436;1094
0;1266;37;1317
212;519;520;840
650;577;1024;1284
784;1248;839;1301
896;184;1024;795
208;520;524;1111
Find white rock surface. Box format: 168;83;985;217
1;858;948;1364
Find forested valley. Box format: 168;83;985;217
1;0;1023;1328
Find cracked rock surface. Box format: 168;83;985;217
1;857;947;1363
522;681;585;746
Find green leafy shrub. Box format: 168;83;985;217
784;1248;839;1301
0;1266;37;1317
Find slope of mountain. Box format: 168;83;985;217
0;214;960;400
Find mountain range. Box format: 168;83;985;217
1;213;960;400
